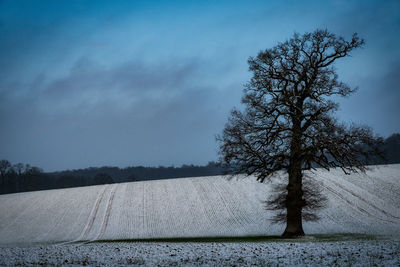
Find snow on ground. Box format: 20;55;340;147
0;164;399;247
0;239;399;266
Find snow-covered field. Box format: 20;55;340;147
1;239;399;266
0;164;399;265
0;164;399;246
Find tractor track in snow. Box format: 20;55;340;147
314;179;396;224
56;185;111;246
321;175;400;220
95;184;117;240
76;185;108;241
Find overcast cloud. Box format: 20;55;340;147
0;0;399;171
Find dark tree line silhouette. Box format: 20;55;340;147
0;161;223;195
0;160;43;194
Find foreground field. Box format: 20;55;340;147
0;164;399;246
0;238;399;266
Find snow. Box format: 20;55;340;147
0;240;399;266
0;164;399;247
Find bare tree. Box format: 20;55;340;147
217;29;383;238
14;163;24;176
0;160;12;186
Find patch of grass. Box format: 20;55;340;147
90;233;379;244
311;233;378;242
92;235;282;243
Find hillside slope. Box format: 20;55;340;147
0;164;399;245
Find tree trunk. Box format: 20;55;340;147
282;166;305;238
282;100;306;238
283;114;305;238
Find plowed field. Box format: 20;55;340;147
0;164;399;246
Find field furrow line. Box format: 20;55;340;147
63;194;98;242
193;180;226;234
75;185;108;241
33;190;73;242
106;183;125;239
153;181;173;237
0;194;43;234
119;182;141;239
142;182;146;238
213;180;249;230
145;181;164;238
343;174;400;209
215;180;256;225
314;179;396;224
187;179;215;234
0;193;38;229
147;183;155;237
95;184;117;240
321;211;348;229
321;175;400;220
144;182;155;238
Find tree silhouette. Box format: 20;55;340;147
93;172;114;185
0;160;12;191
218;29;383;238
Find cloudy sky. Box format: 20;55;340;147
0;0;399;171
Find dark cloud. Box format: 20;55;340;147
366;60;400;135
39;57;199;105
337;59;400;137
0;0;399;170
380;61;400;95
0;56;237;170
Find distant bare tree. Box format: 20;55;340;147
14;163;24;176
218;29;383;238
0;160;12;186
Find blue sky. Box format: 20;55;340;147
0;0;399;171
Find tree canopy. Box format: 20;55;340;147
218;29;383;237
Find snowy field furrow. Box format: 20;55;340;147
321;172;399;221
0;164;399;246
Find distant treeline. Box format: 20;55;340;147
0;161;224;195
1;133;399;195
